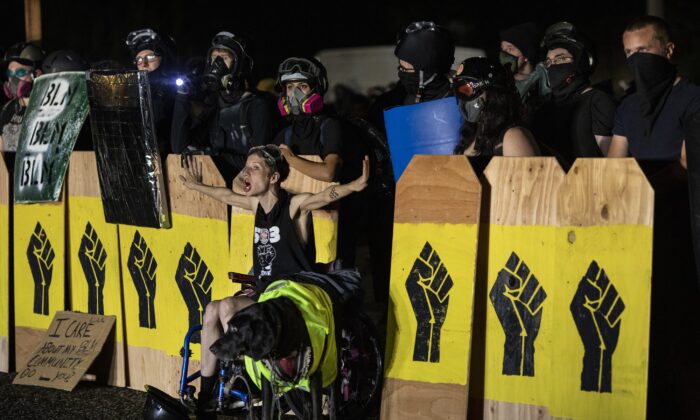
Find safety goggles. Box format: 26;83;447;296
248;145;279;171
6;68;30;78
134;54;160;66
405;21;438;34
453;77;489;100
278;58;318;82
126;28;158;48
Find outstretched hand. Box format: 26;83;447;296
348;156;370;192
179;155;203;188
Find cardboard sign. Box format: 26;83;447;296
67;152;126;386
381;155;481;420
14;72;89;203
0;153;9;372
13;311;115;391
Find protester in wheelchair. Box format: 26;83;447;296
180;144;369;411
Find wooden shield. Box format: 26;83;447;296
13;189;66;368
119;155;232;394
67;152;126;386
0;153;9;372
381;155;481;419
550;158;653;419
471;157;564;419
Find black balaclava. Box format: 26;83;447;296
499;22;540;69
627;52;677;136
395;22;455;103
546;42;591;103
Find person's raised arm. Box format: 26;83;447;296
179;155;254;210
279;144;341;182
297;156;369;212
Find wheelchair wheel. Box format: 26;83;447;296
336;311;383;419
284;311;384;419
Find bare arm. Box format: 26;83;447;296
681;140;687;169
179;156;254;210
502;127;539;157
595;135;612;156
279;143;341;182
296;156;369;212
607;135;629;157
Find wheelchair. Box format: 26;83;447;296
175;272;384;419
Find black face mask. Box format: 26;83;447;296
547;63;587;103
499;51;519;74
398;71;450;103
627;52;676;135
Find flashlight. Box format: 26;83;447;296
176;78;184;87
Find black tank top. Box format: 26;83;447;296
253;190;315;279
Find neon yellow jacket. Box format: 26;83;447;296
245;279;337;392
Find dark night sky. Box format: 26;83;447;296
2;0;699;95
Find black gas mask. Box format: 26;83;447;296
202;56;231;91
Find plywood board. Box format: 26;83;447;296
381;155;481;420
474;157;565;419
120;155;232;395
0;153;9;372
551;158;653;420
14;190;65;368
67;152;126;386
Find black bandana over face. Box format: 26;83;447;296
627;52;677;136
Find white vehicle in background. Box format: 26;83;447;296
315;45;485;102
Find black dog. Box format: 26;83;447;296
209;297;310;363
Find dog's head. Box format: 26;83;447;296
209;297;309;363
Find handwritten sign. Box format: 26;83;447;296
14;72;89;203
13;311;115;391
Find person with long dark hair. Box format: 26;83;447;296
453;57;539;156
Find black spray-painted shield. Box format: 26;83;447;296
86;70;170;228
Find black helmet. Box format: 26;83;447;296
3;42;44;68
453;57;510;99
207;31;253;78
276;57;328;95
395;21;455;74
541;22;595;74
126;28;177;69
142;385;189;420
42;50;88;74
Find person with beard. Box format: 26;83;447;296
364;21;455;135
171;31;278;185
453;57;539;156
608;15;700;163
126;28;178;157
531;22;616;167
0;42;44;170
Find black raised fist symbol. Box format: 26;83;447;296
570;261;625;393
489;252;547;376
127;231;157;328
175;243;214;343
27;222;54;315
405;242;453;363
79;222;107;315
